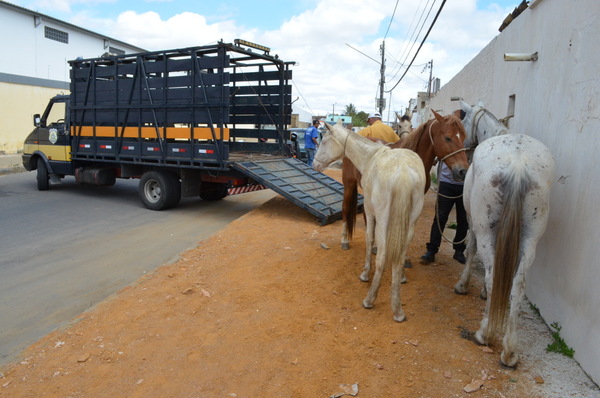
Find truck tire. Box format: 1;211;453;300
200;182;228;201
36;158;50;191
166;172;181;208
139;171;178;210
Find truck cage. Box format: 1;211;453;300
68;40;294;171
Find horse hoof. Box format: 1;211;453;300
474;330;488;346
359;273;369;282
394;313;406;323
500;351;519;369
480;288;488;300
341;243;350;250
401;276;407;284
454;283;468;295
371;247;378;255
362;299;373;309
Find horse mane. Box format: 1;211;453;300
398;113;463;151
398;121;428;151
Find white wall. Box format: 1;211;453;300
0;2;145;152
429;0;600;383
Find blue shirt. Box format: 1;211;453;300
304;126;319;149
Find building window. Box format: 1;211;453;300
45;26;69;44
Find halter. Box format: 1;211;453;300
427;118;469;245
427;119;469;163
468;107;487;150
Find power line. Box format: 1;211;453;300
291;79;317;117
387;0;437;83
386;0;447;93
384;0;400;40
387;0;434;79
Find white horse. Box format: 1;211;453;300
454;100;554;367
396;113;413;139
313;122;425;322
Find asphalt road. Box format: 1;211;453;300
0;170;276;367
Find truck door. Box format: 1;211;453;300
29;97;71;163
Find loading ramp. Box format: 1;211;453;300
233;158;363;226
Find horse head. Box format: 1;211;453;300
429;109;470;182
459;100;509;148
313;122;346;172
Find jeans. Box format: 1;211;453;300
306;147;316;167
426;181;469;253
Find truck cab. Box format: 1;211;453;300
22;95;71;189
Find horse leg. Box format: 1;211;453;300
473;235;496;346
341;159;360;250
341;181;356;250
500;241;537;368
391;249;407;322
454;229;477;294
362;221;386;310
359;210;375;282
342;182;353;250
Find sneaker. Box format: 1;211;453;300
453;251;466;264
420;251;435;264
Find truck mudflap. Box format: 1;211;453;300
233;158;363;226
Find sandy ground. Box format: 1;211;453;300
1;167;598;398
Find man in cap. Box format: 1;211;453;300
304;119;321;167
357;112;400;143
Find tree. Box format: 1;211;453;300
355;111;368;127
344;103;367;127
345;104;357;116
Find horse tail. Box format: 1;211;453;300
488;166;530;337
385;173;413;271
347;184;358;241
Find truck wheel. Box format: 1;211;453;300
200;182;228;201
166;172;181;208
139;171;177;210
36;158;50;191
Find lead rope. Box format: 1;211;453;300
427;119;471;245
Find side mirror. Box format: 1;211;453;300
33;114;41;127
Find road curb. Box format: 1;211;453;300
0;166;26;176
0;154;25;176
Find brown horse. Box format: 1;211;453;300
340;110;469;250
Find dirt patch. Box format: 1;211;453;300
0;168;597;397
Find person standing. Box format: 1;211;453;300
304;119;320;167
421;161;469;264
358;112;400;143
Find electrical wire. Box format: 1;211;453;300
387;0;437;83
384;0;400;40
387;0;433;79
386;0;447;93
291;79;317;117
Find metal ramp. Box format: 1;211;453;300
233;158;363;225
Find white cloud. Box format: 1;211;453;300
39;0;513;119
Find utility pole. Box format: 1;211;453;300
427;59;433;98
379;41;386;115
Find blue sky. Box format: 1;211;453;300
14;0;520;120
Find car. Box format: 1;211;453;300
288;128;307;160
288;127;323;161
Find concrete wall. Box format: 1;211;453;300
0;1;144;153
0;82;65;153
428;0;600;383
